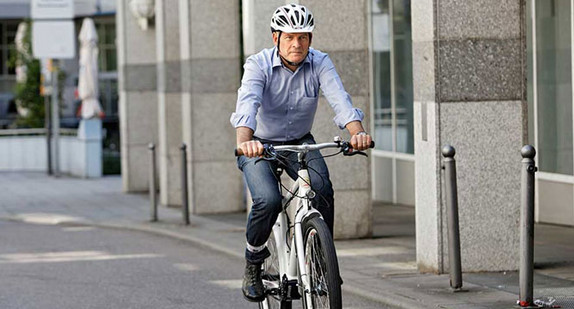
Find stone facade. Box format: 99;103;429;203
179;0;243;214
117;0;158;192
412;0;527;273
156;0;183;207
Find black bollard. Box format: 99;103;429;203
148;143;158;222
442;145;463;290
181;144;190;225
519;145;537;307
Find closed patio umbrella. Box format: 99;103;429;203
78;18;103;119
14;22;30;116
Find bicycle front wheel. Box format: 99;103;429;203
302;216;342;309
259;231;292;309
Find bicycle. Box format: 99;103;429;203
235;136;374;309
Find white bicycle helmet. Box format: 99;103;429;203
270;4;314;33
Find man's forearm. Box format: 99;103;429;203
345;121;366;136
236;127;255;146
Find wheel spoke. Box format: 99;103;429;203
305;229;332;308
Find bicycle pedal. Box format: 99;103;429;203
266;288;280;296
286;279;301;300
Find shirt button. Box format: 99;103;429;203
290;107;293;110
289;121;292;125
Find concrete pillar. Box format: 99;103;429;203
242;0;284;57
412;1;527;273
179;0;243;214
299;0;372;239
156;0;182;207
117;0;158;192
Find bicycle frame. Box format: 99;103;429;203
244;138;372;308
270;157;321;305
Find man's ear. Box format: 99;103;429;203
272;32;278;46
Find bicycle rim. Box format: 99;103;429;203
303;217;342;309
260;232;292;309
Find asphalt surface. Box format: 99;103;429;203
0;220;390;309
1;173;573;308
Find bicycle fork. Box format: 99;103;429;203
294;168;320;306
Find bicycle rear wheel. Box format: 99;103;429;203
302;216;342;309
259;232;292;309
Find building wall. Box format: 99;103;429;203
156;0;183;207
179;0;243;214
301;0;373;238
117;0;158;192
412;0;527;273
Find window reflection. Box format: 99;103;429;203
372;0;392;151
393;0;413;154
535;0;573;175
371;0;413;154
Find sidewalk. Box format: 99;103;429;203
1;172;573;308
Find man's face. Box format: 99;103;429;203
273;32;311;64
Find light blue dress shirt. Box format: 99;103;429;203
230;47;364;141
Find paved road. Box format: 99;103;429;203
0;220;390;309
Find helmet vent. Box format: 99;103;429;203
278;15;289;26
290;16;297;27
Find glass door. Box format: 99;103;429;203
529;0;574;226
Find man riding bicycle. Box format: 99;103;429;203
230;3;372;302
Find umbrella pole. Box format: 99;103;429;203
51;60;60;177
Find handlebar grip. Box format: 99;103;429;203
370;141;375;148
234;148;243;157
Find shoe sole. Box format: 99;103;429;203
243;293;265;303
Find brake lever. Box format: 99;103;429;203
254;144;276;165
343;150;368;157
254;156;276;165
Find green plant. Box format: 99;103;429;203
7;20;44;128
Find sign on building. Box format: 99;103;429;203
31;0;75;59
31;0;74;19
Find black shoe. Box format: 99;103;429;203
242;262;265;302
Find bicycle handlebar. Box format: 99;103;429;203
234;139;375;157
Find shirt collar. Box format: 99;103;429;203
272;46;312;68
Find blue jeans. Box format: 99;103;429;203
237;133;335;264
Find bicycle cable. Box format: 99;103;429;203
270;149;335;212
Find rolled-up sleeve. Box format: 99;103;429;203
230;56;266;131
317;54;364;129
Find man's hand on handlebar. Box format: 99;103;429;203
350;132;373;151
238;140;264;158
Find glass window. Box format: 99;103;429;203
371;0;413;154
393;0;413;154
94;18;117;72
536;0;573;175
372;0;392;151
0;21;19;76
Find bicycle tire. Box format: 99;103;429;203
302;216;342;309
259;232;292;309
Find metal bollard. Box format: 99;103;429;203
442;145;463;290
519;145;537;307
148;143;158;222
181;143;190;225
